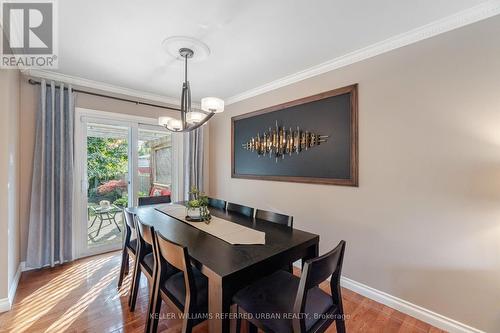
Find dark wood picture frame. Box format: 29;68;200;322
231;84;358;186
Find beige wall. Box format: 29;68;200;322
19;77;209;260
0;68;20;301
209;16;500;332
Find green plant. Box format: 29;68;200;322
113;194;128;207
186;187;210;221
87;137;128;190
187;187;208;207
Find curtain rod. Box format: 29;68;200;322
28;78;181;112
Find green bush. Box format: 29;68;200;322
113;194;128;207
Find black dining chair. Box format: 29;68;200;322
255;209;293;228
147;231;209;333
117;209;138;288
128;219;156;311
208;197;226;210
226;202;254;218
233;240;347;333
256;209;294;272
138;195;171;206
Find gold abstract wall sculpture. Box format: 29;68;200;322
242;121;328;162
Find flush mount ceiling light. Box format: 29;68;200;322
158;37;224;132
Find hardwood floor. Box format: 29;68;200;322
0;252;447;333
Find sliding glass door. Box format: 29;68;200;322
75;110;177;258
86;122;130;251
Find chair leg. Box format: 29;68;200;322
129;263;142;311
117;250;128;288
233;305;241;333
146;269;160;333
335;318;346;333
124;256;130;275
335;298;346;333
248;322;258;333
148;286;162;333
182;318;194;333
235;318;241;333
128;256;138;307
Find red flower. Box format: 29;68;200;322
97;179;127;194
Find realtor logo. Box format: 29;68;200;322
1;0;58;68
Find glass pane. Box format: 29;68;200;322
86;123;128;248
138;128;172;203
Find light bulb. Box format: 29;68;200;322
166;119;183;131
158;116;173;126
201;97;224;113
186;111;205;124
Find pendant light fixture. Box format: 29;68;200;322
158;47;224;132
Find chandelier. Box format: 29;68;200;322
158;47;224;132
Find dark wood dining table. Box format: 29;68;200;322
127;203;319;333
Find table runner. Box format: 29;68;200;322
156;204;265;245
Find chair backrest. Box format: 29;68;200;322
138;195;171;206
208;197;226;210
293;240;346;332
255;209;293;227
226;202;254;217
136;218;155;247
154;231;198;312
124;209;136;229
123;209;136;250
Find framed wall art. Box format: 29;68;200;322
231;84;358;186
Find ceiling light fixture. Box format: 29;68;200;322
159;47;224;132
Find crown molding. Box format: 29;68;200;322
226;0;500;105
22;68;194;108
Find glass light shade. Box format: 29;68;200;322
186;111;205;124
158;116;173;126
166;119;183;131
201;97;224;113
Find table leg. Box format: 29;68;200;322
302;242;319;269
111;212;121;232
95;214;105;237
88;214;98;229
208;274;231;333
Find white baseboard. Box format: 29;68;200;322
0;262;24;313
340;276;485;333
20;261;31;272
292;262;483;333
0;298;10;312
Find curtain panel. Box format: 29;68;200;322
26;80;75;268
183;126;204;200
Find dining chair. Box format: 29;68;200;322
128;218;156;311
233;240;347;333
148;231;209;333
256;209;294;272
226;202;254;218
138;195;171;206
208;197;226;210
117;209;138;288
255;209;293;228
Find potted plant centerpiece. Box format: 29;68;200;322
186;187;211;222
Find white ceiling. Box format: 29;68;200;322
52;0;493;102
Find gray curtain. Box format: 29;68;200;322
26;80;74;268
183;126;204;200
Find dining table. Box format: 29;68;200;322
127;203;319;333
